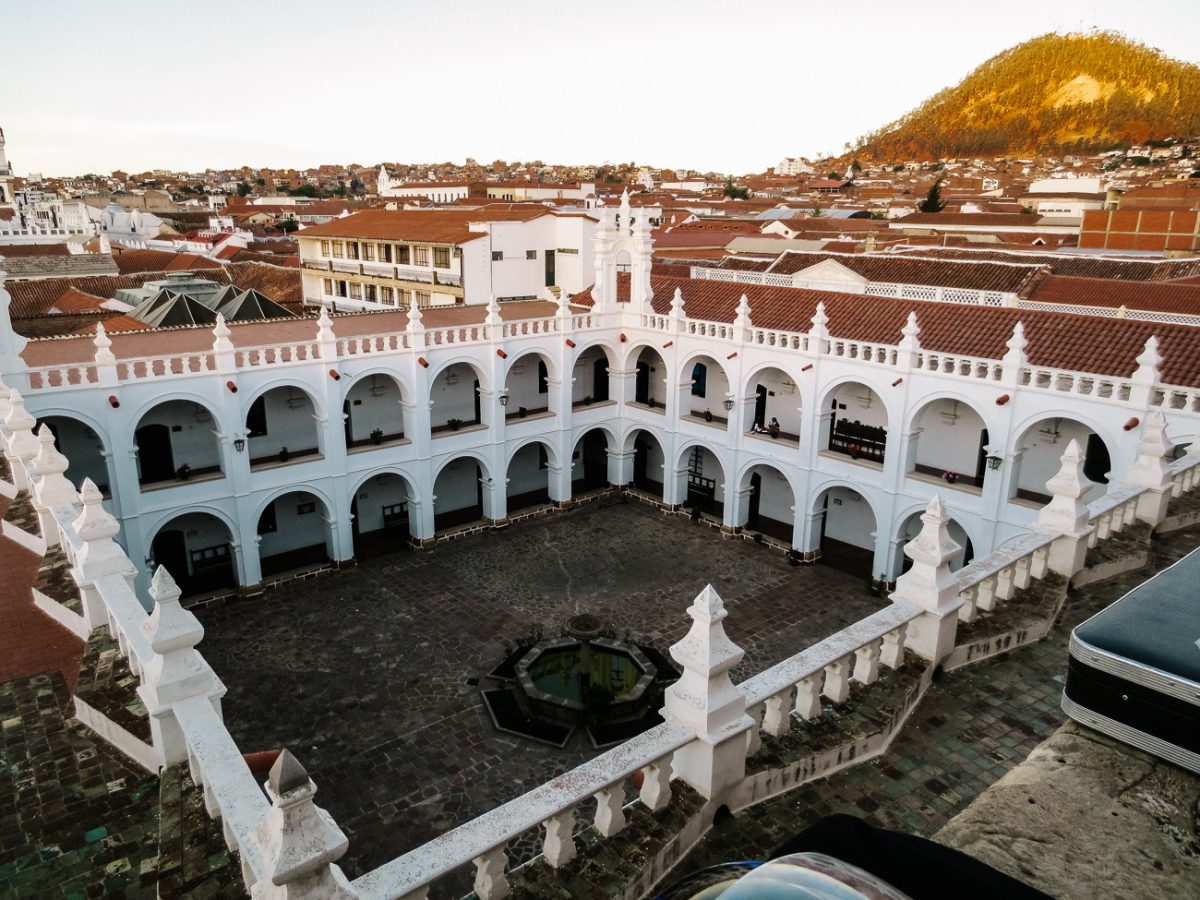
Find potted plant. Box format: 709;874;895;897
448;418;463;432
704;408;713;423
518;406;528;419
583;395;593;406
176;463;192;481
647;397;657;409
278;446;290;463
370;428;384;445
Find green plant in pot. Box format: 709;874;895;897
448;418;463;431
704;408;713;422
517;406;527;418
176;463;191;481
582;395;593;406
370;428;384;445
278;446;289;463
647;397;656;409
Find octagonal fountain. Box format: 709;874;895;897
482;614;678;748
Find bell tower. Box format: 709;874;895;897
0;127;12;205
590;188;654;313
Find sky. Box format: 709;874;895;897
3;0;1198;177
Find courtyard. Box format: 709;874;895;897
195;495;885;879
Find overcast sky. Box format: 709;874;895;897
3;0;1197;176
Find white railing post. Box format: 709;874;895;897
1000;321;1027;388
212;313;237;374
593;786;626;837
639;758;673;811
316;306;338;361
250;750;356;899
1128;336;1160;408
137;567;226;768
70;478;136;632
32;425;79;544
1126;410;1173;527
93;322;118;387
472;846;509;900
541;809;576;868
889;496;964;663
1036;440;1095;578
661;585;753;801
896;311;920;370
5;389;40;491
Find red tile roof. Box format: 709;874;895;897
46;288;109;314
1028;275;1200;316
297;207;552;243
574;273;1200;387
751;250;1045;294
0;244;72;258
112;249;221;275
893;247;1200;281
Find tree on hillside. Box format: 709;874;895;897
723;176;749;200
289;184;319;198
237;181;252;197
918;179;945;213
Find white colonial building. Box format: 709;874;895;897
5;189;1199;604
297;205;597;310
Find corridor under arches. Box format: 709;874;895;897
150;512;237;598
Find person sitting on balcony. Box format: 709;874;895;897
767;417;781;437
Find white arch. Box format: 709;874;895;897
243;379;323;414
904;389;998;435
129;392;226;434
506;435;560;470
428;356;490;389
431;450;493;482
504;346;560;382
251;484;335;526
34;407;113;451
347;466;420;500
736;456;802;501
143;503;240;546
342;367;409;403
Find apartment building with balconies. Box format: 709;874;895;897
296;206;596;311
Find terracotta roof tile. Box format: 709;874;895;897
574;273;1200;387
1028;275;1200;315
297;208;552;244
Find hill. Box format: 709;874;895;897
855;31;1200;160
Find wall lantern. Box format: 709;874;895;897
986;454;1003;471
723;396;735;412
233;437;246;453
499;392;510;407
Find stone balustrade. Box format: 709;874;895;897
739;603;920;752
351;722;693;900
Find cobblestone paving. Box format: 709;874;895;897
0;672;161;898
195;497;886;879
669;526;1200;884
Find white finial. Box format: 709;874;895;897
406;291;424;332
1127;410;1173;490
1006;321;1027;353
316;305;335;341
1037;439;1094;535
212;312;233;353
485;294;502;326
734;293;752;328
670;286;686;319
1133;335;1161;383
811;301;828;328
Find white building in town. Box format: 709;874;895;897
5;189;1199;604
377;167;596;204
296;205;597;310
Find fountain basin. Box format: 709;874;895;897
515;637;657;726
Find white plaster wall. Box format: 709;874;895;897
488;218;556;300
684;358;731;415
430;365;480;425
353;475;411;532
138;401;221;473
460;240;492;304
507;443;549;495
823;487;875;550
637;349;669;404
571;348;609;402
636;432;665;482
829;384;887;429
44;417;109;491
345;377;405;441
434;458;481;513
504;357;549;411
259;493;327;557
155;513;232;577
914;400;986;473
246;389;320;458
747;466;795;521
1017;418;1103;494
752;369;802;431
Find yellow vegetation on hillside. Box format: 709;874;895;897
856;31;1200;160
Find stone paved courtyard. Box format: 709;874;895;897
196;496;886;879
668;525;1200;893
